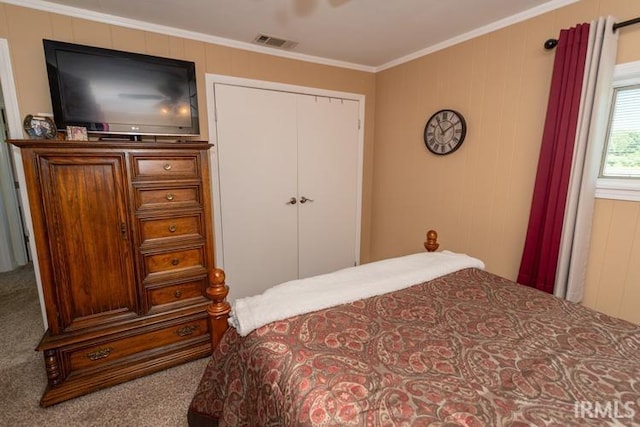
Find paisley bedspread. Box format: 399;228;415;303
188;268;640;426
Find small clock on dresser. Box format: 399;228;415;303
423;109;467;155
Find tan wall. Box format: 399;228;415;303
3;1;639;324
583;199;640;324
371;0;640;324
0;3;376;263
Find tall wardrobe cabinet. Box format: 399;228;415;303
10;139;216;406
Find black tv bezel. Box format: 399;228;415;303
43;39;200;137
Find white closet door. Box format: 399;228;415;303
214;84;299;300
297;95;359;278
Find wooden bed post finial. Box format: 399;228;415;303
424;230;439;252
206;268;231;349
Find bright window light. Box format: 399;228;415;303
601;85;640;178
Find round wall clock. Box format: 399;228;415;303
423;109;467;155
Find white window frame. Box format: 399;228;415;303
596;61;640;202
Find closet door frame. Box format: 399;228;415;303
205;74;365;273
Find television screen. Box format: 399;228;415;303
43;40;199;137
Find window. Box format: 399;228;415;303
596;61;640;201
601;85;640;178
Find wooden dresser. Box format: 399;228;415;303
9;140;216;406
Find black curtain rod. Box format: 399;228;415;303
543;16;640;50
613;16;640;31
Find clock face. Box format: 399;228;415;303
424;109;467;155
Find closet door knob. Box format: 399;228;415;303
286;197;297;205
300;196;314;204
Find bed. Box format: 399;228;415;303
188;231;640;426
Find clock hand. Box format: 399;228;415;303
437;123;446;140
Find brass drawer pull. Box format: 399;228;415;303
168;224;177;233
163;163;172;171
166;193;175;201
171;258;180;266
86;347;113;361
176;325;199;337
174;290;182;298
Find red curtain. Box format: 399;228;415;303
517;24;590;294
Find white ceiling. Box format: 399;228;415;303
13;0;576;71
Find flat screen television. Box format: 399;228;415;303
43;39;199;138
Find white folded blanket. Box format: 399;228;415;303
228;251;485;336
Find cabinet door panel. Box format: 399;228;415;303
39;155;138;331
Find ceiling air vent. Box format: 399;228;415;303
253;34;298;50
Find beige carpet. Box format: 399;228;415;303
0;263;208;427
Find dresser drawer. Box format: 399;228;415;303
135;186;202;210
140;215;203;246
144;247;205;279
67;317;209;372
133;156;199;179
147;278;207;312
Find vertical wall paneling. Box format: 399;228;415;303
0;4;8;39
584;200;640;323
2;3;375;333
4;0;639;324
371;0;640;324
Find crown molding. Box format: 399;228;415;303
375;0;580;72
1;0;579;74
0;0;377;73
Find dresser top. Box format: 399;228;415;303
8;139;212;150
